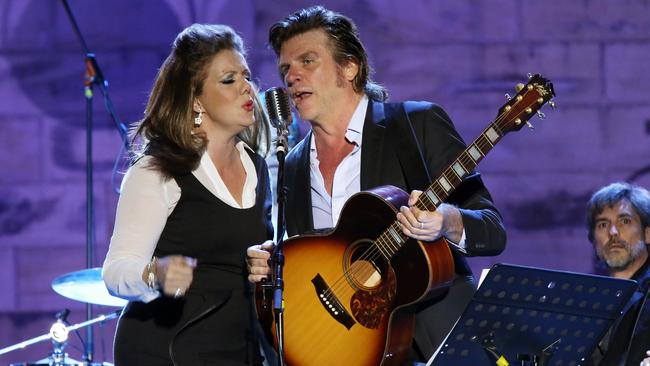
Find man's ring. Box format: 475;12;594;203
174;288;182;298
419;222;424;229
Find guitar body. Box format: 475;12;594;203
258;185;455;366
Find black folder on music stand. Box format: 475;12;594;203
429;264;637;366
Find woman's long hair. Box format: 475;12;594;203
132;23;270;178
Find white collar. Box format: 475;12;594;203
197;141;257;208
310;94;368;150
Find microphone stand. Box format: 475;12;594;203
272;125;289;366
59;1;130;362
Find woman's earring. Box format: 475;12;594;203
194;111;203;128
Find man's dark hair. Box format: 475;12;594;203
586;182;650;243
269;6;387;102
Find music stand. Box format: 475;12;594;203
429;263;637;366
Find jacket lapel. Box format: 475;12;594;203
360;100;386;190
286;132;313;236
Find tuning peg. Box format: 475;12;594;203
526;121;535;130
537;110;546;119
505;93;511;100
515;83;525;92
527;73;533;79
548;100;556;109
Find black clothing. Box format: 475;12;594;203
595;255;650;366
283;100;506;361
114;152;272;366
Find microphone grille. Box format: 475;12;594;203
264;87;292;128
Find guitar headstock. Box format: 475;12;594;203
498;73;555;134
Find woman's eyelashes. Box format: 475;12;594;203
221;72;251;85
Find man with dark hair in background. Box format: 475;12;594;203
586;182;650;366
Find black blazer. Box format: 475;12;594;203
283;99;507;359
595;258;650;366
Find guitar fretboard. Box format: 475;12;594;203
417;123;504;212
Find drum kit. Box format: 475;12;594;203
0;268;127;366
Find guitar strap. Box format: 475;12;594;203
384;102;432;192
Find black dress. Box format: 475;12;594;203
114;152;273;366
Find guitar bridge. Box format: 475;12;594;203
311;274;356;330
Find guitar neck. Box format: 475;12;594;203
415;122;504;212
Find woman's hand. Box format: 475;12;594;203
155;255;197;298
246;240;274;283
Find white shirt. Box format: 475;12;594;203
310;96;367;230
102;142;257;303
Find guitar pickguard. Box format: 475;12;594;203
350;267;397;329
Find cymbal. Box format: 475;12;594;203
52;268;127;307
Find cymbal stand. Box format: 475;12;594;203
0;310;120;363
49;318;70;366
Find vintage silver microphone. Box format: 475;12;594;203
264;87;292;156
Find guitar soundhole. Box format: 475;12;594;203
345;239;388;290
345;239;397;329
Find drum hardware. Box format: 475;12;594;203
0;309;119;365
2;267;126;365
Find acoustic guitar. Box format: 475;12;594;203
258;74;555;366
